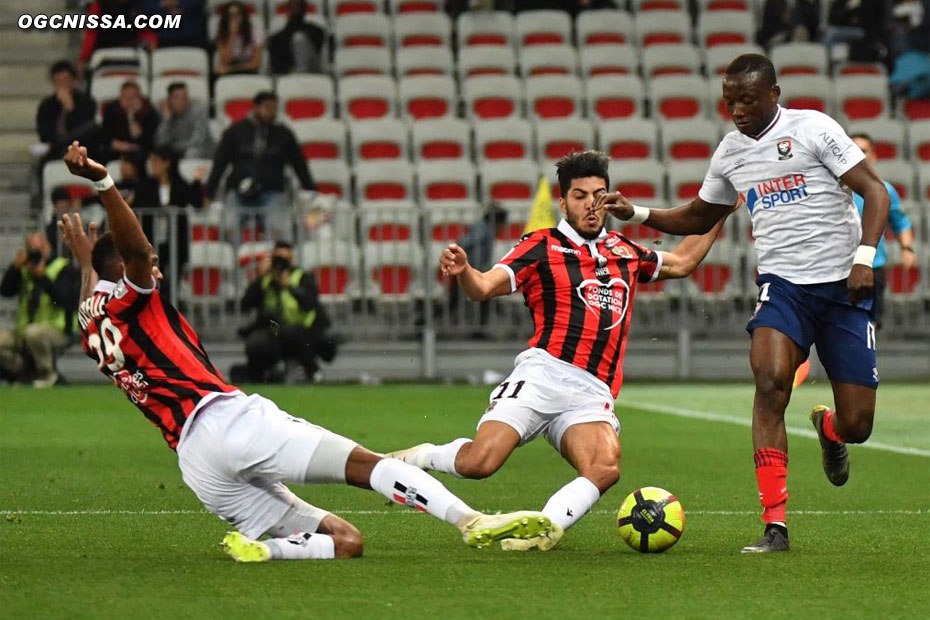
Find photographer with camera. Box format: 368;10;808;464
0;231;80;387
233;241;337;383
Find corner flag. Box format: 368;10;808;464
523;176;557;234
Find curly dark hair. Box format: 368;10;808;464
555;150;610;198
216;1;253;47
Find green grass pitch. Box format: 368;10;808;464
1;382;928;619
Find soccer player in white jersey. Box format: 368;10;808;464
599;54;890;552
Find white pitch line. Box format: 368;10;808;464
2;509;927;517
624;401;930;458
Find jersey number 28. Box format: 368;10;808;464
87;318;125;372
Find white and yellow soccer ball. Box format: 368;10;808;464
617;486;685;553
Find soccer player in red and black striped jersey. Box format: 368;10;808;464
59;141;559;562
389;151;731;550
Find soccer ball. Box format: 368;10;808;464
617;487;685;553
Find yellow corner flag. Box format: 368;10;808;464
523;175;557;235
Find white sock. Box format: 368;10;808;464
369;458;479;527
264;532;335;560
542;477;601;531
410;438;470;477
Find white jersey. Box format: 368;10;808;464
698;106;866;284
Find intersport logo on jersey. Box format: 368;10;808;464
740;174;809;212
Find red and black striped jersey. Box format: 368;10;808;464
494;220;661;397
78;278;237;450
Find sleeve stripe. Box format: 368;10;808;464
493;263;517;293
649;251;664;282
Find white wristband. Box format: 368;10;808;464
628;205;650;225
93;174;114;192
853;245;876;267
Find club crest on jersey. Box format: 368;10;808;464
739;174;808;213
576;278;630;330
776;139;793;160
611;245;633;258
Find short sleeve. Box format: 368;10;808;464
105;276;157;318
493;233;547;293
804;112;866;178
636;250;663;283
698;143;739;206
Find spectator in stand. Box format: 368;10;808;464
45;188;81;253
100;81;160;163
824;0;888;63
155;82;214;158
214;1;263;76
206;91;315;239
141;0;207;48
850;133;916;330
0;232;80;387
756;0;821;48
268;0;329;74
448;203;508;335
116;152;146;207
36;60;98;163
77;0;157;80
888;0;930;57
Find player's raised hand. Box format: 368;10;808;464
58;212;97;270
592;191;635;221
63;141;107;182
847;263;874;304
440;243;468;277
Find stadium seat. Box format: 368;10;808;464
579;45;638;76
41;160;95;211
311;160;352;199
350;119;409;162
214;74;271;124
884;241;922;296
393;12;452;48
178;158;213;186
525;75;583;120
534;118;596;164
575;9;634;46
778;75;831;113
329;0;385;18
667;161;709;202
635;11;691;47
458;47;516;80
703;43;765;76
642;44;702;77
417;160;478;208
411;118;471;162
150;76;209;108
515;10;572;47
875;161;916;202
427;207;478;244
355;160;415;205
479;159;540;210
277;74;334;120
847;119;907;161
698;0;752;10
398;75;457;120
688;242;736;296
607;159;665;205
697;11;754;48
186;241;236;298
334;14;392;48
151;47;209;78
599;119;659;160
300;239;361;300
474;118;533;162
89;46;149;79
363;241;424;297
661;119;718;161
338;75;397;121
333;46;392;77
90;75;148;115
650;75;709;120
396;47;454;76
519;45;577;76
388;0;442;13
909;120;930;162
585;75;645;121
291;118;348;161
903;98;930;121
834;75;889;121
919;167;930;202
463;75;523;120
456;11;514;48
270;0;324;18
633;0;686;11
832;61;887;77
771;42;828;76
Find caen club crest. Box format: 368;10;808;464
776;139;793;160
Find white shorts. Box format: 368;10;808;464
176;392;358;539
477;348;620;452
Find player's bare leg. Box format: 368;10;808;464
810;382;876;487
742;327;804;553
387;421;521;480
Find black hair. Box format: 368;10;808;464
120;80;141;93
49;59;76;78
166;81;187;96
217;1;253;47
555;150;610;198
91;232;123;282
849;132;874;148
149;145;182;179
725;54;778;88
51;187;72;203
274;240;294;250
253;90;278;106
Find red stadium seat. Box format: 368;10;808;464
599;119;658;160
576;9;634;46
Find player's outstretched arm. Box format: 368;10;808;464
58;212;98;301
656;210;732;280
63;141;154;288
841;160;890;303
595;192;732;236
441;243;511;302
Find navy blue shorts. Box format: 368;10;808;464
746;274;879;388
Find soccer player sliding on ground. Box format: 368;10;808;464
59;141;558;562
600;54;890;552
390;150;731;551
